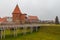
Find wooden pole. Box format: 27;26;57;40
3;29;5;39
3;26;5;39
15;27;17;37
0;29;2;39
14;28;15;37
30;27;33;33
13;25;17;37
13;26;17;37
36;26;38;32
10;27;14;37
23;27;27;35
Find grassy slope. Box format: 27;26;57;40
2;25;60;40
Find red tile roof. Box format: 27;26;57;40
12;5;22;14
0;18;7;22
28;16;39;20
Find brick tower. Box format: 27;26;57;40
12;5;22;23
12;5;27;24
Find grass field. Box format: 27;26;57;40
1;25;60;40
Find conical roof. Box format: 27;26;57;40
13;4;22;14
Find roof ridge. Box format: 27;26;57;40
12;4;22;14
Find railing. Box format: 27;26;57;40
0;23;40;39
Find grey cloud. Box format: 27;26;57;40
0;0;60;20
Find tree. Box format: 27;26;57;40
55;16;59;24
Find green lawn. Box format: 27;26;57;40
1;25;60;40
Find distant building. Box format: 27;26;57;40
40;20;54;24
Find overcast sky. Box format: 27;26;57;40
0;0;60;20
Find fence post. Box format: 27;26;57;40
14;28;15;37
15;27;17;37
13;25;17;37
3;29;5;39
23;27;27;35
3;26;5;39
0;29;2;39
30;26;33;33
36;26;38;32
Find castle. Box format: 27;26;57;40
0;4;39;24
